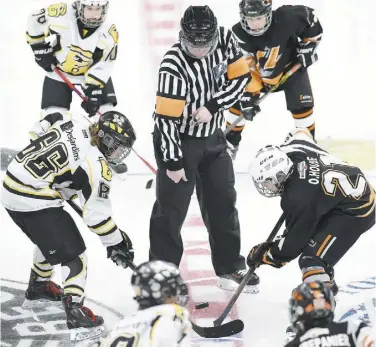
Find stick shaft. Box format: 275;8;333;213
213;212;286;326
54;68;157;175
224;63;302;135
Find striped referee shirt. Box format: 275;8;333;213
153;27;250;170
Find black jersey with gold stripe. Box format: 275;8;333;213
232;5;323;93
153;26;250;169
285;320;375;347
264;130;375;264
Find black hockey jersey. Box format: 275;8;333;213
267;130;375;263
285;320;375;347
232;5;322;92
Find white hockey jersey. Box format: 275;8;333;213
1;117;122;247
26;1;118;88
98;304;191;347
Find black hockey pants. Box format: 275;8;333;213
149;127;246;276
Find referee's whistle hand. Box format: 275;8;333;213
166;168;188;183
192;106;213;123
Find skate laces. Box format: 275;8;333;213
235;269;247;277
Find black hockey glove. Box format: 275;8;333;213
296;40;319;68
30;34;60;72
81;85;103;117
247;241;288;268
107;230;134;269
247;242;272;267
240;92;261;121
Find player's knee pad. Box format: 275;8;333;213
61;253;87;297
299;255;332;284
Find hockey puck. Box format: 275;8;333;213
195;302;209;309
145;179;153;189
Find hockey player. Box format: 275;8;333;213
226;0;323;159
27;0;118;138
1;110;136;341
247;128;375;294
96;260;191;347
285;281;375;346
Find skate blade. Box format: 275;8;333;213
217;278;259;294
22;298;63;309
70;325;105;342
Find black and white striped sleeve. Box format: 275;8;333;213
205;29;250;114
154;69;187;171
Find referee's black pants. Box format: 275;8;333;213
149;127;246;276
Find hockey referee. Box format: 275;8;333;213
149;5;259;292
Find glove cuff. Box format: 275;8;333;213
100;228;122;247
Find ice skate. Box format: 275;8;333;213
217;269;260;294
22;270;63;309
63;294;105;341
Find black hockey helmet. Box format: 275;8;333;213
239;0;272;36
131;260;188;309
179;5;219;59
289;282;335;333
91;111;136;165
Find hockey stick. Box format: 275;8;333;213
54;67;157;180
224;63;302;135
212;212;287;327
67;198;243;338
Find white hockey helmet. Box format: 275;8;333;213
250;145;294;197
77;0;109;28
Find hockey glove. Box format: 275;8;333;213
247;241;288;268
240;92;261;121
81;85;103;117
247;242;272;267
296;40;319;67
30;34;60;72
107;230;134;269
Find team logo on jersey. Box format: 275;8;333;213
297;161;307;179
1;279;123;347
61;121;80;161
213;61;227;81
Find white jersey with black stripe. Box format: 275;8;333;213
1;118;122;247
26;2;118;88
98;304;191;347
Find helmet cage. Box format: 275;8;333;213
253;167;293;197
78;1;109;28
239;0;272;36
98;131;131;165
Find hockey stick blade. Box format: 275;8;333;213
191;319;244;338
